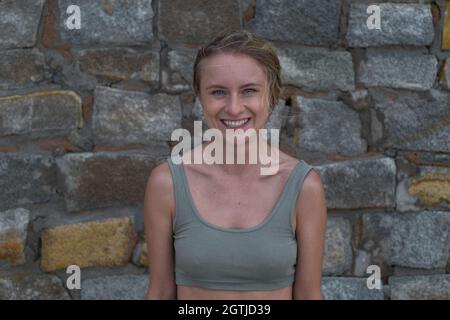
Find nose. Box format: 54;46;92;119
224;92;245;117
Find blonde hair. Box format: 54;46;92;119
192;30;282;113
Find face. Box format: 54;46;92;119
198;52;270;135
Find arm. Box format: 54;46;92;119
144;162;177;300
292;169;327;300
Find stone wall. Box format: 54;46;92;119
1;0;450;300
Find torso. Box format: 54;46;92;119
174;144;300;300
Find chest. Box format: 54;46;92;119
184;169;291;230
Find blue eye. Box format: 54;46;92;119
243;88;257;94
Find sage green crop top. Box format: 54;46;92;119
167;156;314;291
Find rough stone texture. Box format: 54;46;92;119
0;208;30;266
158;0;240;44
81;274;148;300
0;90;83;138
322;217;353;276
443;2;450;49
389;275;450;300
0;274;70;300
362;211;450;269
0;0;45;49
0;154;56;211
322;277;384;300
442;59;450;89
79;48;159;83
0;49;47;90
41;217;138;272
132;242;149;268
294;97;366;155
139;243;149;268
347;4;434;47
353;250;371;277
55;150;168;212
359;50;437;91
314;157;396;209
277;46;355;91
246;0;341;47
370;89;450;153
92;86;182;144
167;48;197;91
58;0;154;45
397;165;450;211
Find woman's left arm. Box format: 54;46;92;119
293;169;328;300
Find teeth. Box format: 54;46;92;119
222;118;249;127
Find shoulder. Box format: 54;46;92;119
145;160;175;209
147;160;173;189
295;163;326;217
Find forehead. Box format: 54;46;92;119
199;53;266;86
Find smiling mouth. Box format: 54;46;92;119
220;118;251;129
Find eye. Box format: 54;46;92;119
243;88;257;94
211;90;226;96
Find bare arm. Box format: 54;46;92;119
144;161;177;299
293;169;327;300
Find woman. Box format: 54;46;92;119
144;30;327;300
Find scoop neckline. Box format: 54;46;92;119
178;160;303;233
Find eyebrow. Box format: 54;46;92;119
206;83;262;90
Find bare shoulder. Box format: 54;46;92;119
147;161;173;189
296;165;326;218
145;160;175;216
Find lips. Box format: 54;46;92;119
220;117;251;129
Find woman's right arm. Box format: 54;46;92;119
144;161;177;299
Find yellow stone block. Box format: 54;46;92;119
443;2;450;49
41;217;137;272
139;242;149;268
409;173;450;206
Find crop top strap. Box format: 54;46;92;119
277;160;315;231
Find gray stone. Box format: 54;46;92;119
0;154;56;211
93;86;182;144
58;0;154;45
167;48;197;91
276;46;355;91
0;49;47;90
294;97;367;155
81;275;148;300
323;217;353;276
442;59;450;90
0;275;70;300
0;208;30;266
363;211;450;269
246;0;341;47
322;277;384;300
158;0;240;44
0;0;45;49
359;50;437;91
370;89;450;153
0;90;83;138
315;157;396;209
353;250;371;277
79;48;159;83
56;150;169;212
347;4;434;47
389;275;450;300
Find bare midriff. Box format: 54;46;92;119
177;284;293;300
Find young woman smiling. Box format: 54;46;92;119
144;30;327;300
